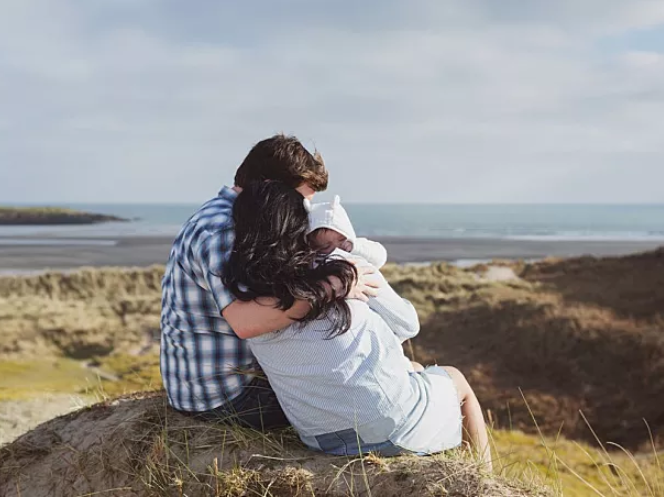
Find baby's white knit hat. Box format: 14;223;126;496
305;195;356;243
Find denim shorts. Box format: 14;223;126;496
306;365;463;457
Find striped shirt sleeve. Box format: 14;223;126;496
366;268;420;342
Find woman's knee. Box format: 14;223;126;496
442;366;471;397
442;366;465;382
411;361;425;372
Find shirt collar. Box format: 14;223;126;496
217;185;239;201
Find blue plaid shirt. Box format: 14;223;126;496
160;186;254;412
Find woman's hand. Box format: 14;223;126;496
325;264;379;302
347;264;380;302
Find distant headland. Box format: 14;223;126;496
0;207;130;225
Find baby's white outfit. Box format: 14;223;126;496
306;195;388;268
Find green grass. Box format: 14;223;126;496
0;359;100;400
97;353;162;397
0;354;161;401
493;429;663;497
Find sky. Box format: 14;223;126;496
0;0;663;204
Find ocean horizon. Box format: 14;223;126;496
1;203;664;243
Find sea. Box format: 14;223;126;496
1;203;663;243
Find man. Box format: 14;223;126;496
160;134;376;429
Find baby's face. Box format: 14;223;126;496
310;228;353;254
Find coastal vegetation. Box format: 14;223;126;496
0;250;663;496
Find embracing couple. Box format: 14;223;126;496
160;135;491;469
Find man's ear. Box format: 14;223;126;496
296;183;316;200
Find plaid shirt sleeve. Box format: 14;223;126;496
196;230;236;313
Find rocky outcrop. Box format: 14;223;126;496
0;207;128;225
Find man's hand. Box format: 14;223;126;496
347;264;380;302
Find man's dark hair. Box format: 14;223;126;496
234;134;328;191
222;181;356;337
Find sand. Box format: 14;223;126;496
0;235;662;271
0;395;92;446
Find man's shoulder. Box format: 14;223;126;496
191;196;234;228
183;195;236;242
171;193;235;260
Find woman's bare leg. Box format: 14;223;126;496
442;366;492;472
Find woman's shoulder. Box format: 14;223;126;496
247;326;294;344
251;308;376;348
248;317;356;345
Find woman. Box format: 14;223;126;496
223;181;492;469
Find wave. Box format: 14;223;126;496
504;232;664;242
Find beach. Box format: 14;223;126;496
0;234;662;272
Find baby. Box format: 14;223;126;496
305;195;423;373
304;195;387;268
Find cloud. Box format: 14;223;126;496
0;0;663;203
